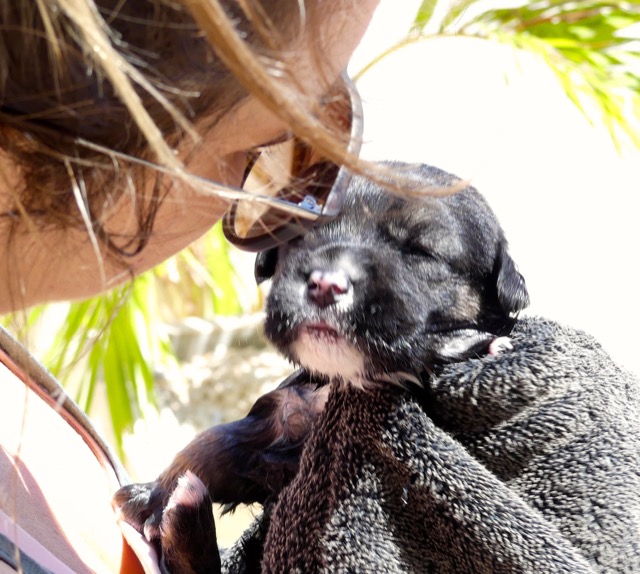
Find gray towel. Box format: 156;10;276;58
222;317;640;573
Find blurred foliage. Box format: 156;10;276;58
44;280;164;456
362;0;640;149
2;221;251;458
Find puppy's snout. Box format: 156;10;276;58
307;269;352;308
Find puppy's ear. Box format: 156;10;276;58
255;248;279;284
495;242;529;315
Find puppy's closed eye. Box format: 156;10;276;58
403;239;440;261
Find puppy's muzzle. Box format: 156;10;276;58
307;269;352;308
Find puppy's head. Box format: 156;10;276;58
257;163;528;383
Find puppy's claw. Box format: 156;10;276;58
143;521;160;544
488;336;513;357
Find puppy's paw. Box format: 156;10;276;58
112;481;166;541
160;472;221;574
488;336;513;357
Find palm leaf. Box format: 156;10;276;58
1;221;249;458
411;0;440;34
407;0;640;149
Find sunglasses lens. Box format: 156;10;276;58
223;72;362;250
229;154;339;242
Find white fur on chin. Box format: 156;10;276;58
292;331;366;386
292;332;423;390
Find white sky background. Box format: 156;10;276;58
349;1;640;375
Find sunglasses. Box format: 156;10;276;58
222;72;363;252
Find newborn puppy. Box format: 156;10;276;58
113;163;529;571
259;162;528;384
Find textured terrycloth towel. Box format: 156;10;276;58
221;317;640;573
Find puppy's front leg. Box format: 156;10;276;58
113;371;326;542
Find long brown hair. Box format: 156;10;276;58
0;0;356;256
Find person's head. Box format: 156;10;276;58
0;0;379;310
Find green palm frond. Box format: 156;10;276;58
2;221;249;458
40;280;169;457
402;0;640;149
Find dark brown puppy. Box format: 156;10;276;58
113;163;529;572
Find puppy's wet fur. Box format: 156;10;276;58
113;163;528;573
259;163;528;384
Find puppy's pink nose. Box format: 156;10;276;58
307;270;351;307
